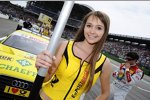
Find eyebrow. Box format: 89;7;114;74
86;22;104;27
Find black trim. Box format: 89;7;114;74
63;62;83;100
97;53;102;62
72;41;82;61
95;57;106;74
64;44;69;66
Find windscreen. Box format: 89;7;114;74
3;35;48;55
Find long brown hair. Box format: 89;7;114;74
74;11;110;92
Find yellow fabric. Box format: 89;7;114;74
42;41;106;100
43;28;49;36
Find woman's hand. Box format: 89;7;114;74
35;50;56;70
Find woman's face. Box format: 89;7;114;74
84;15;105;44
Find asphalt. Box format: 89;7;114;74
0;18;18;37
83;60;150;100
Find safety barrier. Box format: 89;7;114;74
0;13;9;19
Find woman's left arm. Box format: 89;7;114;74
96;58;112;100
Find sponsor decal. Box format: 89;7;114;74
29;36;46;44
24;54;35;60
117;71;124;81
0;64;37;77
21;34;47;44
17;59;31;66
72;67;89;98
12;80;29;89
129;69;134;75
50;75;59;87
4;85;30;97
0;55;13;61
117;68;125;81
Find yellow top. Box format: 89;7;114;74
41;41;106;100
42;27;50;36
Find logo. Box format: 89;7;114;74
50;75;59;87
0;55;13;61
4;86;30;97
72;67;89;98
17;59;31;66
12;80;29;89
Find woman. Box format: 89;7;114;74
35;11;112;100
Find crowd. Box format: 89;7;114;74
61;28;76;39
0;2;38;23
103;41;150;69
0;2;78;39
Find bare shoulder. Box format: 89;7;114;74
60;40;69;47
102;58;112;74
58;40;68;51
55;40;69;56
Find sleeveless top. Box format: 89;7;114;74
41;41;106;100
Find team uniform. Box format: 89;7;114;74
40;41;106;100
110;63;144;100
42;27;50;36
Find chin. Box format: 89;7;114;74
86;40;98;45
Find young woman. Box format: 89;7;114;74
35;11;112;100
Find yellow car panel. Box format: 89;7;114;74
0;50;37;82
0;30;49;99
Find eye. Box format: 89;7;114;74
86;24;91;28
97;27;102;30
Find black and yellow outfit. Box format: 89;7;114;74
41;41;106;100
42;27;50;36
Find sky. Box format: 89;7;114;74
10;1;150;38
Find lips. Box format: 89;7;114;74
88;35;97;39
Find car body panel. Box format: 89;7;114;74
0;30;49;99
0;49;37;82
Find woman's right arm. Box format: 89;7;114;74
35;40;68;82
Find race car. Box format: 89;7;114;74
0;30;49;99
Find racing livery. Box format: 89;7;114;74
110;63;144;100
0;30;49;99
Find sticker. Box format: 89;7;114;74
4;85;30;97
0;64;37;77
17;59;31;66
0;55;13;61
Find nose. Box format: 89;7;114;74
90;27;95;34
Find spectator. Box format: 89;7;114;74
16;17;24;30
23;18;32;29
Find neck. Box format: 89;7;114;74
81;40;94;52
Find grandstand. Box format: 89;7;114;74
103;33;150;75
25;1;92;28
24;1;93;39
0;1;38;23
